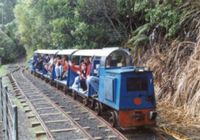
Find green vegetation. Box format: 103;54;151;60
13;0;184;51
0;0;25;64
1;0;198;65
0;65;7;77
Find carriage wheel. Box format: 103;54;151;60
95;102;102;115
64;87;67;94
89;99;95;109
50;80;53;86
72;91;77;100
56;83;59;89
83;98;89;106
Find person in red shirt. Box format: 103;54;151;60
61;56;68;80
71;61;88;91
70;57;92;92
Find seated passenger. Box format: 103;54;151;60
32;53;38;70
43;54;50;73
61;56;68;80
87;56;104;95
46;55;54;74
55;56;62;79
86;57;99;94
36;55;43;71
71;62;88;92
86;76;99;93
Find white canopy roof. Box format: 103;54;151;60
34;49;59;54
34;47;130;58
72;47;122;57
57;49;77;55
72;49;103;56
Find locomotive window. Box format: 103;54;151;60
105;50;131;68
127;78;148;91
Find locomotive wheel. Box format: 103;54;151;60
109;111;118;127
95;102;102;115
83;98;89;106
50;80;53;86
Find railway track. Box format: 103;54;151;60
8;66;173;140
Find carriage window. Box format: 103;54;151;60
127;78;148;91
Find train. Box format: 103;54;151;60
29;47;157;129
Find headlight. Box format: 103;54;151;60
144;67;149;71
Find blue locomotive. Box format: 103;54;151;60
30;47;157;128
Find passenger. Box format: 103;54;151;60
86;57;92;76
71;62;88;92
32;53;39;70
79;62;87;91
86;57;99;93
43;54;50;73
86;76;99;93
61;56;68;80
68;59;79;73
36;55;43;71
55;56;62;79
47;55;54;73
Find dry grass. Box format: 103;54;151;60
128;1;200;138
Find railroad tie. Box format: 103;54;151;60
104;129;111;132
59;106;65;109
31;121;41;127
50;128;77;133
97;125;107;128
24;108;32;113
33;103;50;106
88;117;95;120
39;112;61;116
45;120;68;124
74;105;80;108
36;107;54;110
66;111;72;114
30;98;45;102
74;118;80;121
28;95;42;98
93;137;103;140
35;131;46;137
22;104;29;108
83;126;90;130
15;93;21;96
27;114;35;119
108;135;117;139
54;102;59;105
20;100;27;103
17;96;24;99
81;110;88;114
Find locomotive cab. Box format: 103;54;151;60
98;48;157;128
